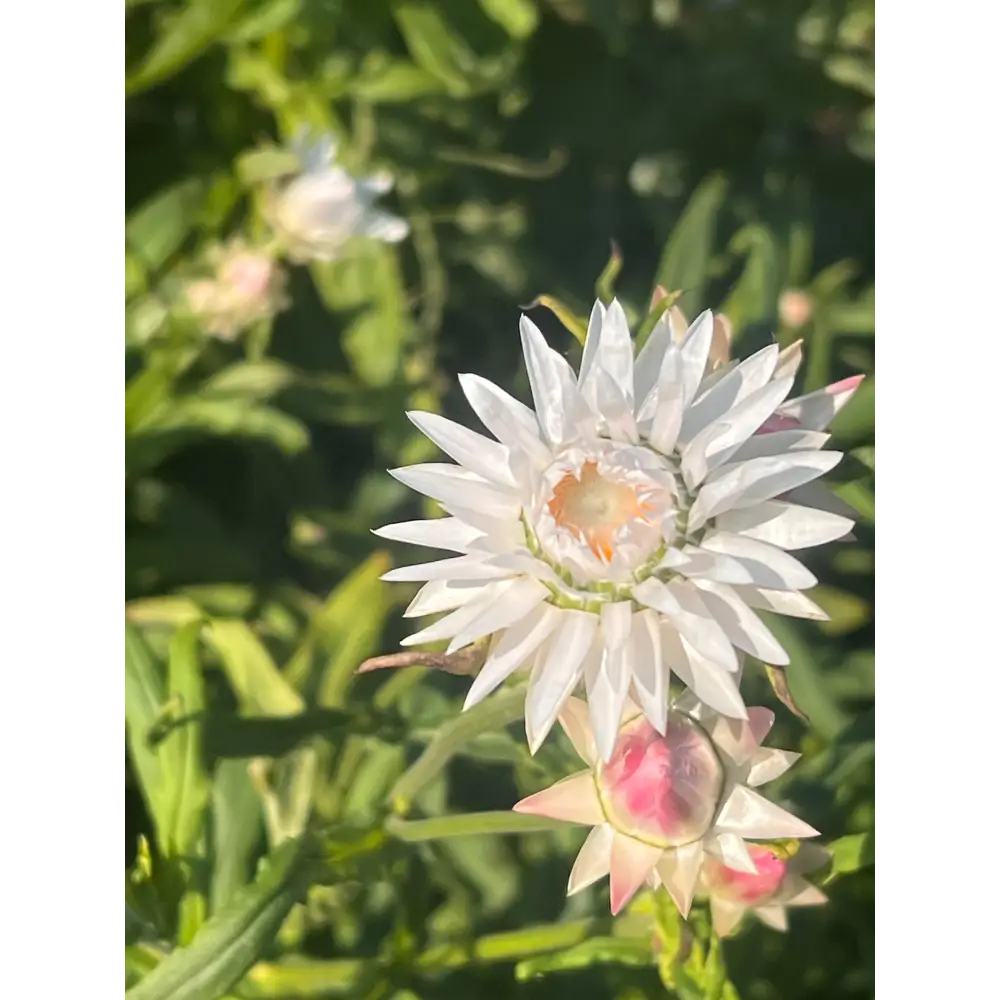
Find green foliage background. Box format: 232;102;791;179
125;1;874;997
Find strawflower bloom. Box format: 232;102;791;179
513;695;817;915
699;841;828;935
184;239;288;340
268;131;409;263
377;299;861;758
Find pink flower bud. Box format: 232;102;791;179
778;289;814;330
596;712;723;848
704;845;788;905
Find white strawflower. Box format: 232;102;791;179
269;131;409;263
376;299;860;759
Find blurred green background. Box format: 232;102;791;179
125;1;874;998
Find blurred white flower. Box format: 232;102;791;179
269;130;409;263
184;239;288;340
376;299;861;759
513;694;817;915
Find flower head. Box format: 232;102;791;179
377;299;861;758
184;239;288;340
512;695;817;915
700;841;828;935
269;130;409;263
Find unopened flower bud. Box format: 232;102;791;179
703;845;787;905
778;289;814;330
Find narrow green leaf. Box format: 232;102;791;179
126;180;205;272
392;3;475;96
654;174;728;317
522;296;588;345
595;241;623;306
388;687;525;812
210;760;263;912
823;831;874;883
415;920;595;970
240;958;367;997
386;810;566;842
201;361;296;402
126;836;311;1000
163;621;211;858
126;0;249;96
476;0;539;39
515;937;655;979
204;621;305;717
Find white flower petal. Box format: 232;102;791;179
513;770;605;825
689;580;790;665
445;577;551;653
716;501;853;550
678;310;715;404
525;610;600;753
610;834;663;915
593;368;640;443
400;588;504;646
585;603;634;762
577;300;606;391
715;784;819;840
568;824;615;895
785;882;827;907
406;411;517;486
676;546;758;586
654;840;705;917
558;696;598;766
648;343;685;453
629;610;668;735
390;463;520;519
355;208;409;243
687;451;843;531
463;604;561;709
403;579;491;618
580;298;634;403
458;373;551;468
733;585;829;621
520;315;589;448
666;629;749;720
707;831;758;873
710;897;748;937
682;377;795;487
381;554;511;583
746;747;801;787
633;312;673;408
777;374;865;431
730;429;831;463
755;905;790;931
700;532;817;590
373;517;483;553
784;482;862;520
682;344;779;442
774;339;803;381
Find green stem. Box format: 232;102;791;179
385;811;570;842
414;920;596;970
386;687;525;814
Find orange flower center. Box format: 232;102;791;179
547;460;651;562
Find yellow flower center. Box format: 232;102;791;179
547;460;651;562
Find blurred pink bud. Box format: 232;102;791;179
778;289;814;330
703;845;787;906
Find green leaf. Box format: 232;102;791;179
415;921;595;970
477;0;539;39
387;687;526;813
163;621;211;858
595;241;623;306
210;760;264;912
126;180;204;272
126;622;183;850
824;831;874;883
386;810;568;842
126;0;249;96
225;0;301;42
522;296;588;345
125;836;311;1000
392;3;476;97
515;937;654;979
240;958;366;996
351;59;447;103
201;361;296;402
720;224;780;335
235;148;301;187
204;621;304;716
654;174;728;318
